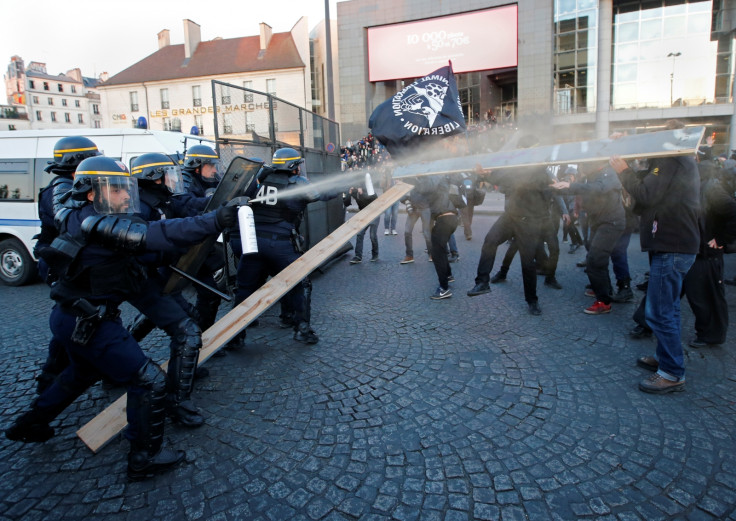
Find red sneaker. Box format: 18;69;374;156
584;301;611;315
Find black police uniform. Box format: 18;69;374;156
5;199;234;479
233;167;321;343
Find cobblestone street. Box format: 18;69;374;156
1;210;736;521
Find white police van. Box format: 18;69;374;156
0;128;214;286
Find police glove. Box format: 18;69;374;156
215;204;238;230
81;215;148;253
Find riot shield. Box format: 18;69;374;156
163;156;262;295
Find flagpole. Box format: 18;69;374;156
325;0;336;121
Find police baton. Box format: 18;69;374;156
167;265;232;302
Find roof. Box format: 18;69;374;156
26;70;82;84
100;32;305;87
83;77;100;88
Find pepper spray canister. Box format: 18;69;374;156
238;206;258;254
365;172;375;196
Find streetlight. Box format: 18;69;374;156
668;52;681;106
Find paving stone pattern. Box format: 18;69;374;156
1;211;736;521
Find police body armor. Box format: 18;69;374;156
251;172;302;226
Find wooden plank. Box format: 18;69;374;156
76;181;414;453
393;126;705;179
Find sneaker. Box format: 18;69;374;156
430;287;452;300
611;287;634;303
629;325;652;339
544;277;562;290
448;252;459;263
584;288;596;297
447;275;455;283
391;229;398;235
428;256;433;262
584;301;611;315
528;302;542;315
400;256;414;264
370;255;379;262
638;373;685;394
384;230;390;235
467;283;491;296
636;355;658;372
349;256;362;264
490;271;507;284
465;235;472;241
576;260;587;267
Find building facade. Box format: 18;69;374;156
337;0;736;153
97;19;312;139
4;56;101;130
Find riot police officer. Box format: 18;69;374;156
181;144;225;331
126;153;212;426
232;147;322;345
34;136;100;393
5;156;238;480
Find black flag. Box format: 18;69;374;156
369;62;466;160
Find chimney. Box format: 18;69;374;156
65;68;82;82
99;72;109;82
183;19;201;59
260;22;273;51
158;29;170;49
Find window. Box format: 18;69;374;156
57;84;63;92
35;111;42;121
32;96;39;104
94;120;101;128
160;88;169;109
93;104;100;115
43;82;49;91
163;117;171;131
62;99;67;107
78;114;84;124
47;97;53;106
8;125;16;130
245;111;255;132
50;112;57;122
29;80;35;89
64;113;70;123
192;85;202;106
221;85;231;104
266;79;276;96
71;85;76;93
223;113;233;134
75;100;80;107
194;115;204;135
243;81;253;102
130;91;139;112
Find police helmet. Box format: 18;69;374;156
45;136;100;174
272;147;305;175
72;156;140;215
183;145;220;170
130;153;184;194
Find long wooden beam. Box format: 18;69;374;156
76;181;414;453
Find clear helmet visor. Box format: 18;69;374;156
200;159;223;182
160;164;185;194
92;176;140;215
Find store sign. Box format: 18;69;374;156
367;5;518;82
149;102;271;118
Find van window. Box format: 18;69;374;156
0;160;33;201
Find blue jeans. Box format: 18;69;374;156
645;252;696;380
355;218;379;258
384;202;399;231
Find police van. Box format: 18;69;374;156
0;128;214;286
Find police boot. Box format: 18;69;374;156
128;314;156;343
5;408;54;443
166;318;205;428
35;371;57;395
611;279;633;303
127;360;186;480
294;322;319;345
128;442;186;482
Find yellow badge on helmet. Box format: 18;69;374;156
652;167;659;176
